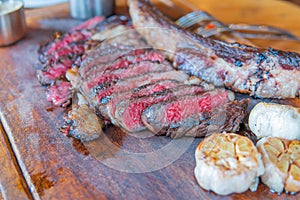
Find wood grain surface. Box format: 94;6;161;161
0;123;29;199
1;0;300;199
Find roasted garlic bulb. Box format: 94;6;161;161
257;137;300;194
194;133;264;195
249;102;300;140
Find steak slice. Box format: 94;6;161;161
79;44;135;79
114;84;214;132
141;89;241;138
102;79;182;121
46;81;72;107
37;16;136;107
164;99;249;138
92;70;191;105
79;28;150;78
82;58;170;93
82;48;165;81
37;16;105;85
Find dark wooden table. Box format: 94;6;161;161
1;0;300;199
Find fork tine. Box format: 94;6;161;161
176;11;214;28
229;24;300;41
176;10;300;42
197;27;231;37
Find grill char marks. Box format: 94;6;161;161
128;0;300;99
114;84;213;132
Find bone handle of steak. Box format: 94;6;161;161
128;0;300;99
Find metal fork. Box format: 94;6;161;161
176;10;300;42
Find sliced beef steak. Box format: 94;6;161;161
102;80;182;120
96;70;193;103
103;79;210;120
38;12;250;140
37;16;134;107
164;99;249;138
140;89;248;138
81;54;168;94
70;54;177;106
82;49;164;83
37;16;106;85
46;81;72;107
114;84;214;132
92;70;191;105
79;44;135;80
78;28;150;78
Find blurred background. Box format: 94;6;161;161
286;0;300;6
22;0;300;8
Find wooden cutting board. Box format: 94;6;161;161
1;0;300;199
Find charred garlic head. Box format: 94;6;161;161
194;133;264;195
257;137;300;194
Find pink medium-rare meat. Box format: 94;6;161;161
93;70;190;104
37;16;106;85
37;16;132;107
78;29;150;79
114;84;213;132
82;62;174;104
104;80;213;122
141;90;249;138
103;80;182;121
81;50;166;92
84;60;171;91
141;89;234;136
82;49;164;82
46;81;72;107
171;99;249;138
128;0;300;99
67;50;178;107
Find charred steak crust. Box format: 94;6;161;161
128;0;300;99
